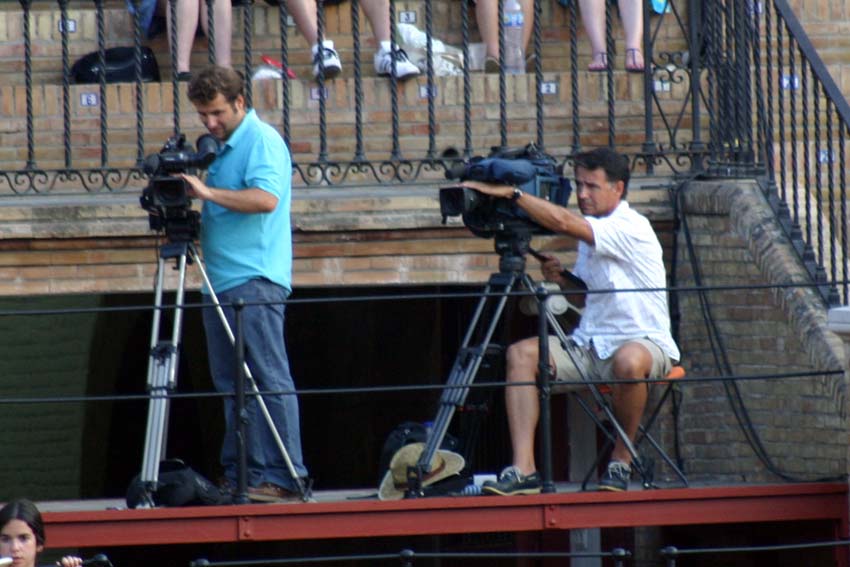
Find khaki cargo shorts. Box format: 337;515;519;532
548;337;673;392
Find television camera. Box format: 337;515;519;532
439;144;571;240
139;133;219;242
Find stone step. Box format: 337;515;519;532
0;0;688;83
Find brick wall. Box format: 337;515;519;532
0;295;101;500
654;179;848;483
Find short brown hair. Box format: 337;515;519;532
187;65;245;105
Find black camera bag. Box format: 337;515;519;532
126;459;229;508
71;46;160;84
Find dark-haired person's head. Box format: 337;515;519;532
0;499;45;567
573;147;631;199
187;66;247;142
187;65;245;106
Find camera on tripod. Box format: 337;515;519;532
439;144;571;239
139;133;219;241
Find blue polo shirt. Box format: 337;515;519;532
201;109;292;294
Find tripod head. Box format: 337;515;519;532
493;226;533;275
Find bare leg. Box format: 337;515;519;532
199;0;233;68
618;0;643;69
360;0;390;44
475;0;500;59
504;337;549;476
609;341;653;464
578;0;606;69
285;0;319;45
166;0;200;73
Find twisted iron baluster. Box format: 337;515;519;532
59;0;71;167
498;0;506;150
532;0;542;148
423;0;435;159
801;60;812;251
739;0;753;164
721;1;735;163
763;1;775;186
279;0;291;143
133;0;145;167
751;0;763;173
462;0;472;157
207;0;216;65
243;0;254;108
775;7;787;206
686;0;703;171
705;0;718;163
393;0;405;160
351;0;364;161
788;26;800;238
96;0;108;167
169;0;180;135
317;0;327;162
825;102;838;302
840;125;847;302
813;80;824;274
640;0;652;171
569;0;578;153
21;0;34;169
604;0;613;147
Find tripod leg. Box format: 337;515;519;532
415;271;521;488
138;249;189;506
193;246;309;500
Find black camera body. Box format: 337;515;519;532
440;144;571;239
140;134;219;241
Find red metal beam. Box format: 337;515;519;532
43;483;848;549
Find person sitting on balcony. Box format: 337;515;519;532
128;0;232;81
475;0;535;73
291;0;420;81
0;499;85;567
457;147;679;494
579;0;644;72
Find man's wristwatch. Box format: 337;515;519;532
510;187;523;202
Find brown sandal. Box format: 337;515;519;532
625;48;645;73
587;52;608;72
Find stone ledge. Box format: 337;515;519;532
0;176;676;238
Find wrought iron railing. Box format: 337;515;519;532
697;0;850;305
4;0;706;195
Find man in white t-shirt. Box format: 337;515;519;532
460;147;680;494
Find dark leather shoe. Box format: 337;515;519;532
248;482;297;502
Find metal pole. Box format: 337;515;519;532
233;299;249;504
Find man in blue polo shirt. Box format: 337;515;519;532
181;65;308;502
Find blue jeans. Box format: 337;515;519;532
202;278;308;490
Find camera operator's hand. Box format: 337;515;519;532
458;180;513;198
539;254;567;287
180;173;212;201
56;556;83;567
178;174;278;213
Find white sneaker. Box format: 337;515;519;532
374;44;420;80
312;40;342;80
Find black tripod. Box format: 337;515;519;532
137;232;309;507
407;231;649;495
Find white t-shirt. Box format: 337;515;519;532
571;200;681;362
